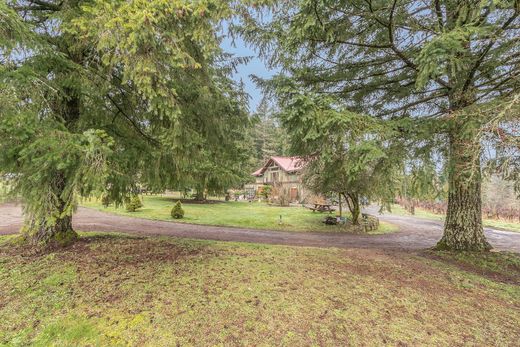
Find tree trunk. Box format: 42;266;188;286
194;176;207;202
25;214;78;246
344;192;360;225
338;193;342;217
22;173;78;246
19;38;83;246
438;3;491;251
436;131;491;251
194;190;205;201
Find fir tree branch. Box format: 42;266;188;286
434;0;444;31
105;93;160;148
385;0;451;90
379;92;449;116
463;6;520;92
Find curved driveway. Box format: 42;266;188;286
0;203;518;252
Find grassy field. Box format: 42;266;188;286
83;195;397;234
1;233;519;346
389;204;520;232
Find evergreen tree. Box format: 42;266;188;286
147;65;251;201
0;0;245;244
250;98;289;166
171;200;185;219
125;195;143;213
238;0;520;251
280;94;401;224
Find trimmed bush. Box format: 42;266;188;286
126;195;143;212
171;200;185;219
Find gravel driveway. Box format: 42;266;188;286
1;203;519;252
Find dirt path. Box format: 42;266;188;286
1;203;519;252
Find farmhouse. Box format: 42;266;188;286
247;156;307;202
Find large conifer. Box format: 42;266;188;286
239;0;520;250
0;0;247;244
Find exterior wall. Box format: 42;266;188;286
276;182;311;203
251;161;306;202
257;165;300;185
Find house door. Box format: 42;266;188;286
290;187;298;202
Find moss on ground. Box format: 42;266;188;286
1;233;519;346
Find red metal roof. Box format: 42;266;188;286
252;167;264;176
251;156;305;176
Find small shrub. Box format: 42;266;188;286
101;194;111;208
260;185;272;200
126;195;143;212
171;200;185;219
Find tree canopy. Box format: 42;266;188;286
0;0;248;244
237;0;520;250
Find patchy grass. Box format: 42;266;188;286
389;204;520;232
422;250;520;285
83;195;397;234
1;233;519;346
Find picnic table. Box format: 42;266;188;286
308;203;335;213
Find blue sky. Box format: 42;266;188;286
221;32;275;112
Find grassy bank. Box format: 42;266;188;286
1;233;519;346
389;204;520;232
83;195;397;234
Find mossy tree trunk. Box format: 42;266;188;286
436;129;491;251
26;214;78;245
23;172;78;245
23;89;81;246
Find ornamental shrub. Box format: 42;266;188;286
171;200;184;219
126;195;143;212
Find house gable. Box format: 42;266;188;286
251;156;305;184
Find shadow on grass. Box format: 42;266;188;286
420;250;520;285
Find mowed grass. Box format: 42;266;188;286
83;195;397;234
389;204;520;232
1;233;519;346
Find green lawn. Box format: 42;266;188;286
1;233;519;346
389;204;520;232
83;195;397;234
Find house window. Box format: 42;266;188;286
272;172;279;182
